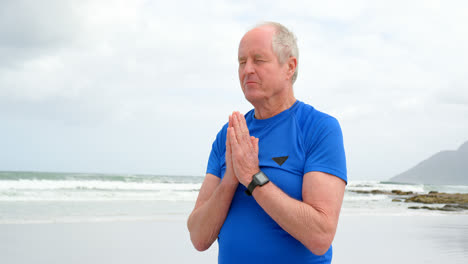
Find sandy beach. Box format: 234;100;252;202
333;215;468;263
2;214;468;264
2;218;217;264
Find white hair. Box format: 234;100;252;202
256;21;299;84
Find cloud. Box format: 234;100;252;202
1;0;468;179
0;0;81;68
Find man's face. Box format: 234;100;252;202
238;27;289;104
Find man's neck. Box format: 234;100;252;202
252;93;296;120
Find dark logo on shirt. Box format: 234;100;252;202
272;156;289;166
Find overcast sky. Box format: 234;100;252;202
1;0;467;180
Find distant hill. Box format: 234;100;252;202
390;141;468;185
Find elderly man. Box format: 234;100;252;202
187;22;347;264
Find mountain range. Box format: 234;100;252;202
390;141;468;185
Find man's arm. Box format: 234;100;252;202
228;111;346;255
251;171;345;255
187;173;237;251
187;116;240;251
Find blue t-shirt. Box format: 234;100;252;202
206;100;347;264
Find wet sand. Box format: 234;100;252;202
2;215;467;263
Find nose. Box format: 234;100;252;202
242;59;255;75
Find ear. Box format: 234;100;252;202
286;56;297;80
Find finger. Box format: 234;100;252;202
234;112;252;147
232;112;244;143
250;136;259;153
240;113;248;130
250;136;256;152
239;112;253;148
226;125;231;149
228;127;238;145
237;112;249;135
227;115;233;145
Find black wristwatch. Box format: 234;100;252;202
245;171;270;196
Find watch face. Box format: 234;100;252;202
255;172;269;185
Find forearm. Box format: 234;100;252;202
187;178;238;251
252;182;338;255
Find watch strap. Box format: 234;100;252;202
245;180;257;196
245;171;269;196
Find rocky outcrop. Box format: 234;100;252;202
350;188;468;211
405;192;468;204
405;192;468;211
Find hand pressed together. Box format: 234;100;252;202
226;111;260;187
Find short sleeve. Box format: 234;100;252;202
304;116;347;183
206;124;228;178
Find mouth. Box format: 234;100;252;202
244;80;259;86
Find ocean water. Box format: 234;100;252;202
1;171;468;224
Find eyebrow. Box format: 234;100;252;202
238;54;265;62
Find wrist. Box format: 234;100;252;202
222;171;239;187
241;168;261;187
